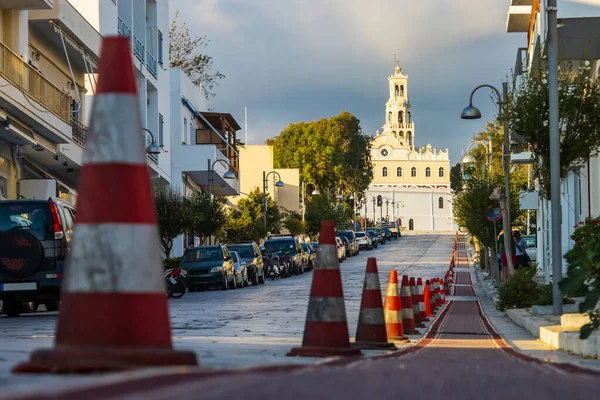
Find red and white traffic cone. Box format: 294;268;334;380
439;278;446;304
354;258;396;350
423;280;434;317
429;280;439;310
400;275;419;334
383;270;408;342
14;36;197;373
409;277;426;328
288;221;361;357
416;278;429;321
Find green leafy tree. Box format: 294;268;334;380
154;184;187;258
269;112;373;194
509;60;600;198
450;163;463;192
186;190;227;244
281;209;305;236
304;195;350;237
221;188;281;243
169;10;225;98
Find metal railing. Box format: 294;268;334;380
71;117;87;147
133;35;145;61
117;17;132;37
0;41;70;123
146;50;157;78
147;153;158;164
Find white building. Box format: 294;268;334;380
364;63;454;232
507;0;600;280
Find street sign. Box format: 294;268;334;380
487;205;502;222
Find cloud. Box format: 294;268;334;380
170;0;527;162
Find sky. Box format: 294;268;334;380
169;0;599;164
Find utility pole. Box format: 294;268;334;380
547;0;563;315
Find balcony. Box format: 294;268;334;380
147;153;159;165
0;41;70;123
146;50;158;78
0;0;53;9
118;17;132;38
71;118;87;147
507;5;533;33
133;35;145;62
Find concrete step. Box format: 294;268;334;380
561;313;591;329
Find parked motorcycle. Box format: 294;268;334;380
261;249;281;280
278;254;293;278
165;267;187;299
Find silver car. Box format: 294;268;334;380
231;251;249;288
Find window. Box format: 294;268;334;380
411;167;416;177
158;113;164;147
183;117;187;143
426;167;431;177
400;85;404;96
382;167;388;177
439;167;444;177
388;111;392;122
190;123;195;144
71;100;79;121
439;197;444;209
157;30;163;65
395;85;399;97
398;111;403;125
396;167;402;177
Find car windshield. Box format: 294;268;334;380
310;242;319;250
0;203;51;241
183;247;222;262
231;252;240;263
227;245;254;258
356;232;365;237
264;240;295;255
523;236;536;248
336;231;354;240
301;243;308;251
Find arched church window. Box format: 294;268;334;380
398;111;403;125
397;167;402;177
399;131;404;137
426;167;431;177
382;167;388;177
439;167;444;177
388;112;392;122
407;132;413;147
407;112;412;124
400;85;404;97
411;167;417;177
395;85;399;98
438;197;444;209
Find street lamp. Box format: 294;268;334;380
461;140;493;184
461;83;514;275
142;128;161;155
263;171;284;232
207;159;235;198
301;182;319;223
365;194;376;226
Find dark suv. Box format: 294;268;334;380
263;236;305;275
181;245;236;290
226;241;265;285
0;198;75;317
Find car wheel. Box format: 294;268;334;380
258;268;266;284
3;299;22;317
221;273;228;290
243;272;249;287
251;269;259;285
294;263;300;276
231;274;238;289
44;300;59;312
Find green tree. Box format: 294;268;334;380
304;195;350;237
169;10;225;98
281;209;306;236
269;112;373;194
154;184;187;258
186;190;227;244
450;163;463;192
221;188;281;243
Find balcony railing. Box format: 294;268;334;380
71;117;87;147
117;17;132;37
0;41;70;123
146;50;157;78
133;35;144;61
147;153;158;165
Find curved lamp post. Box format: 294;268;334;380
263;171;284;231
208;159;236;198
461;140;493;183
461;83;514;275
301;182;319;223
142;128;161;155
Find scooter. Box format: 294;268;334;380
165;267;187;299
263;252;281;280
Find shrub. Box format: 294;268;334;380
164;257;182;270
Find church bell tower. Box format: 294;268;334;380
383;59;414;150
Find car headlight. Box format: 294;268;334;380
211;266;223;273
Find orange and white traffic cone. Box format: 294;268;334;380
14;36;197;373
423;280;434;317
439;279;446;304
399;275;419;334
409;277;425;328
445;273;452;295
429;280;439;310
416;278;429;321
354;258;396;350
383;270;409;342
288;221;361;357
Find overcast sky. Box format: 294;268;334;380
169;0;599;164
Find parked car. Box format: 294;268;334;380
338;236;353;258
383;228;392;241
335;237;346;261
521;235;537;263
230;251;249;288
263;236;305;275
381;222;400;238
226;241;265;285
301;242;316;270
367;228;385;245
336;230;359;256
365;231;378;248
309;242;319;252
355;231;373;250
0;198;75;317
181;245;235;291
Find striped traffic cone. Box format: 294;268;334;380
409;277;426;328
428;280;438;310
14;36;197;373
288;221;361;357
400;275;419;334
424;280;434;316
384;270;409;342
416;278;429;321
354;258;396;350
445;273;452;295
440;279;446;304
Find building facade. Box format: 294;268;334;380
364;63;454;231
